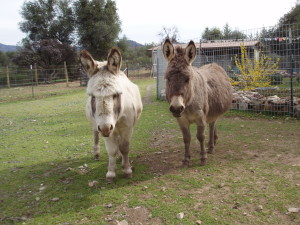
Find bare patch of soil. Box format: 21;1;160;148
136;122;300;181
107;205;163;225
142;84;155;105
136;128;184;176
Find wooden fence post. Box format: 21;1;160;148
64;61;69;87
6;66;10;88
34;63;38;85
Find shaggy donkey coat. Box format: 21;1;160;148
163;39;232;166
80;48;142;182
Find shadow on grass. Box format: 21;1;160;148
0;154;155;224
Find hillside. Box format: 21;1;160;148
127;40;143;48
0;43;17;52
0;40;143;53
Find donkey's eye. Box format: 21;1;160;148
185;78;189;83
113;94;118;99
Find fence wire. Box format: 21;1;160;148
0;63;151;103
0;65;82;88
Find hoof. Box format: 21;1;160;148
182;159;190;167
106;177;115;184
94;154;100;160
123;173;132;179
122;167;133;178
208;148;215;154
200;159;207;166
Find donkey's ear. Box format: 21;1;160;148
184;41;197;65
80;50;98;77
162;38;175;62
107;47;122;75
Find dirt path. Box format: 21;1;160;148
142;83;155;105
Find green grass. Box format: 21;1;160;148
0;78;300;224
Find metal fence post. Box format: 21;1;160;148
34;63;38;85
6;66;10;88
288;27;294;117
30;65;34;98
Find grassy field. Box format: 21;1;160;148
0;78;299;224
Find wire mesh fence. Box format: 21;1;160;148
0;64;152;88
0;64;83;103
0;62;152;103
0;64;82;88
155;24;300;117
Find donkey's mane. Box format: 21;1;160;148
175;46;184;55
87;73;123;97
165;46;191;78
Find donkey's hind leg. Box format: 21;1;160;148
214;126;218;146
208;121;216;154
93;130;100;160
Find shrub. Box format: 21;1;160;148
229;44;280;91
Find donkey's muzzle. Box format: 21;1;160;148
169;105;184;117
98;124;114;137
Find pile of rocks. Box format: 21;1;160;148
161;88;300;117
232;90;300;117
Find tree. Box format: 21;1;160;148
158;26;180;43
278;3;300;25
264;3;300;40
13;39;77;82
202;27;223;40
202;24;246;40
14;39;77;67
230;44;280;91
19;0;75;44
117;35;130;55
0;51;9;67
116;37;153;69
258;3;300;72
223;23;231;39
74;0;121;60
0;51;16;66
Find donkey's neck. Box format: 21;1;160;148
189;67;209;114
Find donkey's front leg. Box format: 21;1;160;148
93;130;100;160
196;122;206;166
119;140;132;178
104;138;118;183
178;119;191;167
208;121;216;154
119;129;133;178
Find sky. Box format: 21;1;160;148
0;0;298;46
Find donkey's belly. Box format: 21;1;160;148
182;108;206;123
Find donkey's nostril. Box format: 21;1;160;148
110;124;113;131
169;105;184;114
179;106;184;112
169;105;175;113
98;125;101;132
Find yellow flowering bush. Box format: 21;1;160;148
230;44;280;91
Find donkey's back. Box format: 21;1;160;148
197;63;232;123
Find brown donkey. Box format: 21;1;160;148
163;39;232;166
